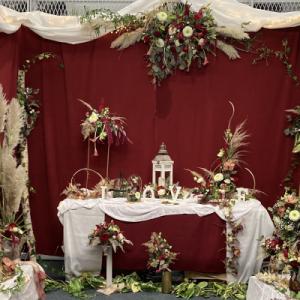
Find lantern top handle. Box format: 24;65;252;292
152;143;173;163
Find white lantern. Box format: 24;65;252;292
152;143;174;187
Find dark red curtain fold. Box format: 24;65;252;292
0;27;300;254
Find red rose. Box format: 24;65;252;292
183;46;188;53
290;260;300;269
178;32;184;41
283;248;289;258
154;31;161;37
100;233;110;242
143;36;150;43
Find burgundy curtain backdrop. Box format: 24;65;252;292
0;26;300;255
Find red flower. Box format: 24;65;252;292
283;248;289;258
183;46;188;53
290;260;300;269
100;233;110;242
154;31;161;37
143;36;150;43
194;11;203;20
184;4;190;16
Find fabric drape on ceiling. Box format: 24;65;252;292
0;27;300;254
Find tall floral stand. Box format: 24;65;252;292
97;245;118;295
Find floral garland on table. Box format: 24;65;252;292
81;2;250;85
0;223;24;248
143;232;178;272
256;272;300;299
187;102;254;275
0;258;26;295
89;220;133;252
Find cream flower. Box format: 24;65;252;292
197;177;204;184
174;40;180;47
156;11;168;22
217;149;224;158
168;26;177;36
289;210;300;222
157;188;166;196
198;38;206;47
88;112;99;123
214;173;224;182
134;192;141;199
224;178;231;184
182;26;193;38
156;38;165;48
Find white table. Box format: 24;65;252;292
247;276;286;300
0;264;43;300
58;198;274;282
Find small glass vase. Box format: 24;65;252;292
162;270;172;294
289;267;300;292
2;240;20;260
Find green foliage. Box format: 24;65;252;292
113;272;161;293
253;39;299;85
173;279;247;300
45;273;105;299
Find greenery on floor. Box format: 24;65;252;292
45;272;247;300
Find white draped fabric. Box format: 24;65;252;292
0;264;41;300
246;276;287;300
57;198;274;282
1;0;300;44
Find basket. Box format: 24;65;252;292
63;168;105;200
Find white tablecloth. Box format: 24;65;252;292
247;276;286;300
57;198;274;282
0;264;40;300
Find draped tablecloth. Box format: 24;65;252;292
57;198;274;282
0;263;44;300
246;276;286;300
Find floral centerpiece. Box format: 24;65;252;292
89;220;132;252
127;175;142;202
80;99;130;178
188;103;249;204
143;232;178;272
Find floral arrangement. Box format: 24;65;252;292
81;2;249;84
127;175;142;202
143;232;178;272
261;189;300;273
80;100;129;155
89;220;132;252
0;223;24;247
188;103;250;204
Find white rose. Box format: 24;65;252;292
182;26;193;38
214;173;224;182
289;210;300;222
12;227;19;233
158;189;166;196
174;40;180;47
156;12;168;22
224;179;231;184
88;112;98;123
156;38;165;48
134;192;141;199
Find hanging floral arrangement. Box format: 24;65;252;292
80;99;130;178
81;2;249;85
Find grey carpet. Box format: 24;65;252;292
46;290;222;299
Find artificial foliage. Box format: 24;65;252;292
45;272;247;300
